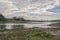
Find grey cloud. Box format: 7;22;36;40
0;3;8;13
0;0;60;20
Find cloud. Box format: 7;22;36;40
0;0;60;20
19;0;60;14
24;15;60;20
0;0;19;16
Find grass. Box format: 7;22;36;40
0;26;60;40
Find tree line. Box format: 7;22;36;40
0;14;26;23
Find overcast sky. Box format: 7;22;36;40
0;0;60;20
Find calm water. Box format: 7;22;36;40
0;22;60;35
0;22;59;29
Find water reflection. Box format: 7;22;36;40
0;22;60;30
0;24;24;30
5;25;24;30
5;25;13;30
0;22;60;35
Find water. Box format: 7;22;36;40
0;22;59;29
0;22;60;35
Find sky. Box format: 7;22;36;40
0;0;60;20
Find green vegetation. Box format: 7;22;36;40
0;26;53;40
0;25;60;40
0;14;6;23
6;17;27;23
0;25;6;31
0;14;27;23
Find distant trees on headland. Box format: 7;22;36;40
0;14;26;23
0;14;6;22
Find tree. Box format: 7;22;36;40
19;17;25;21
0;14;6;22
13;17;25;21
13;17;17;20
